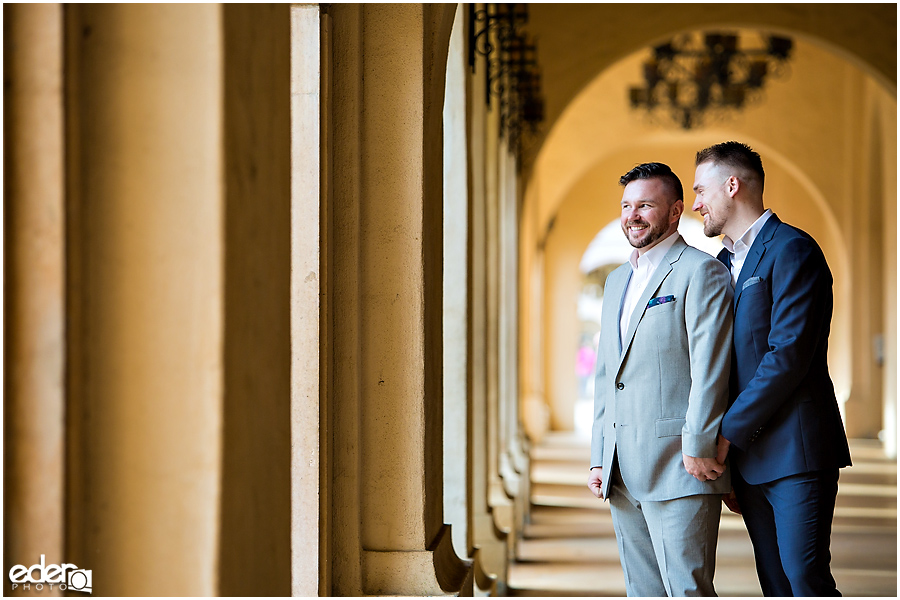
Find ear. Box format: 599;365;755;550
727;176;740;197
670;199;684;223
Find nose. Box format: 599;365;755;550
692;197;702;212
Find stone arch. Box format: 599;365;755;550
522;14;895;439
524;4;896;155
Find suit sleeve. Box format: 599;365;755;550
722;236;832;449
682;259;734;457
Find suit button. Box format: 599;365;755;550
616;383;625;390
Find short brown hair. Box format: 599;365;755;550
695;141;765;189
618;162;683;204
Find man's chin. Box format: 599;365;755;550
628;230;665;249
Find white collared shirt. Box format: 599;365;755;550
722;209;773;286
619;232;681;349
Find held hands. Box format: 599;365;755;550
588;467;604;499
683;454;725;481
594;435;734;494
683;433;732;482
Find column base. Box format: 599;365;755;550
363;525;472;596
473;511;509;591
470;547;501;596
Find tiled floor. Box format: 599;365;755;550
509;433;897;597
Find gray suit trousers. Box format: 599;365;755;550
608;466;721;597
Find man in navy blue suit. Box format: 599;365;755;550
692;141;851;596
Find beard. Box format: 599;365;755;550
701;194;733;237
623;219;669;249
702;211;726;237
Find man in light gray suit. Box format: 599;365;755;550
587;162;734;596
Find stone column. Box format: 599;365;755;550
845;69;885;439
498;143;529;561
519;170;550;443
497;139;518;502
443;2;472;565
4;5;65;595
467;6;507;591
218;4;294;596
520;176;552;444
484;82;516;546
327;5;365;596
508;162;531;552
65;5;224;595
329;4;470;595
858;81;898;456
289;4;325;596
877;91;898;458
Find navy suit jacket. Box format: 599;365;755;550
718;214;851;485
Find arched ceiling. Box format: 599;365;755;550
525;3;896;155
519;3;897;447
528;27;895;251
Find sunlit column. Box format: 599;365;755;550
352;4;470;595
442;3;472;564
66;5;223;595
4;5;65;595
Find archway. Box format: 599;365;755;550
521;24;896;452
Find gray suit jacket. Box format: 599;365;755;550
591;235;734;501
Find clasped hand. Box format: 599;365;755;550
587;435;732;499
683;454;725;481
683;434;731;482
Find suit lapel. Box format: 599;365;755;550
604;268;630;356
734;215;781;310
617;238;685;373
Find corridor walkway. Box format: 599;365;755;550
509;432;897;596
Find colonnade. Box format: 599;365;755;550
323;4;529;593
4;3;530;596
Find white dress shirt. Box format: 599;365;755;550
722;209;773;286
619;232;681;349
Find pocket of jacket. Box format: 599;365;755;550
742;276;764;291
655;417;685;437
644;301;677;317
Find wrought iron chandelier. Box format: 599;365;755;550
468;3;545;157
629;31;793;129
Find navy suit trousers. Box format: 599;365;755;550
733;467;841;597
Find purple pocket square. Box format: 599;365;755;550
647;295;675;308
